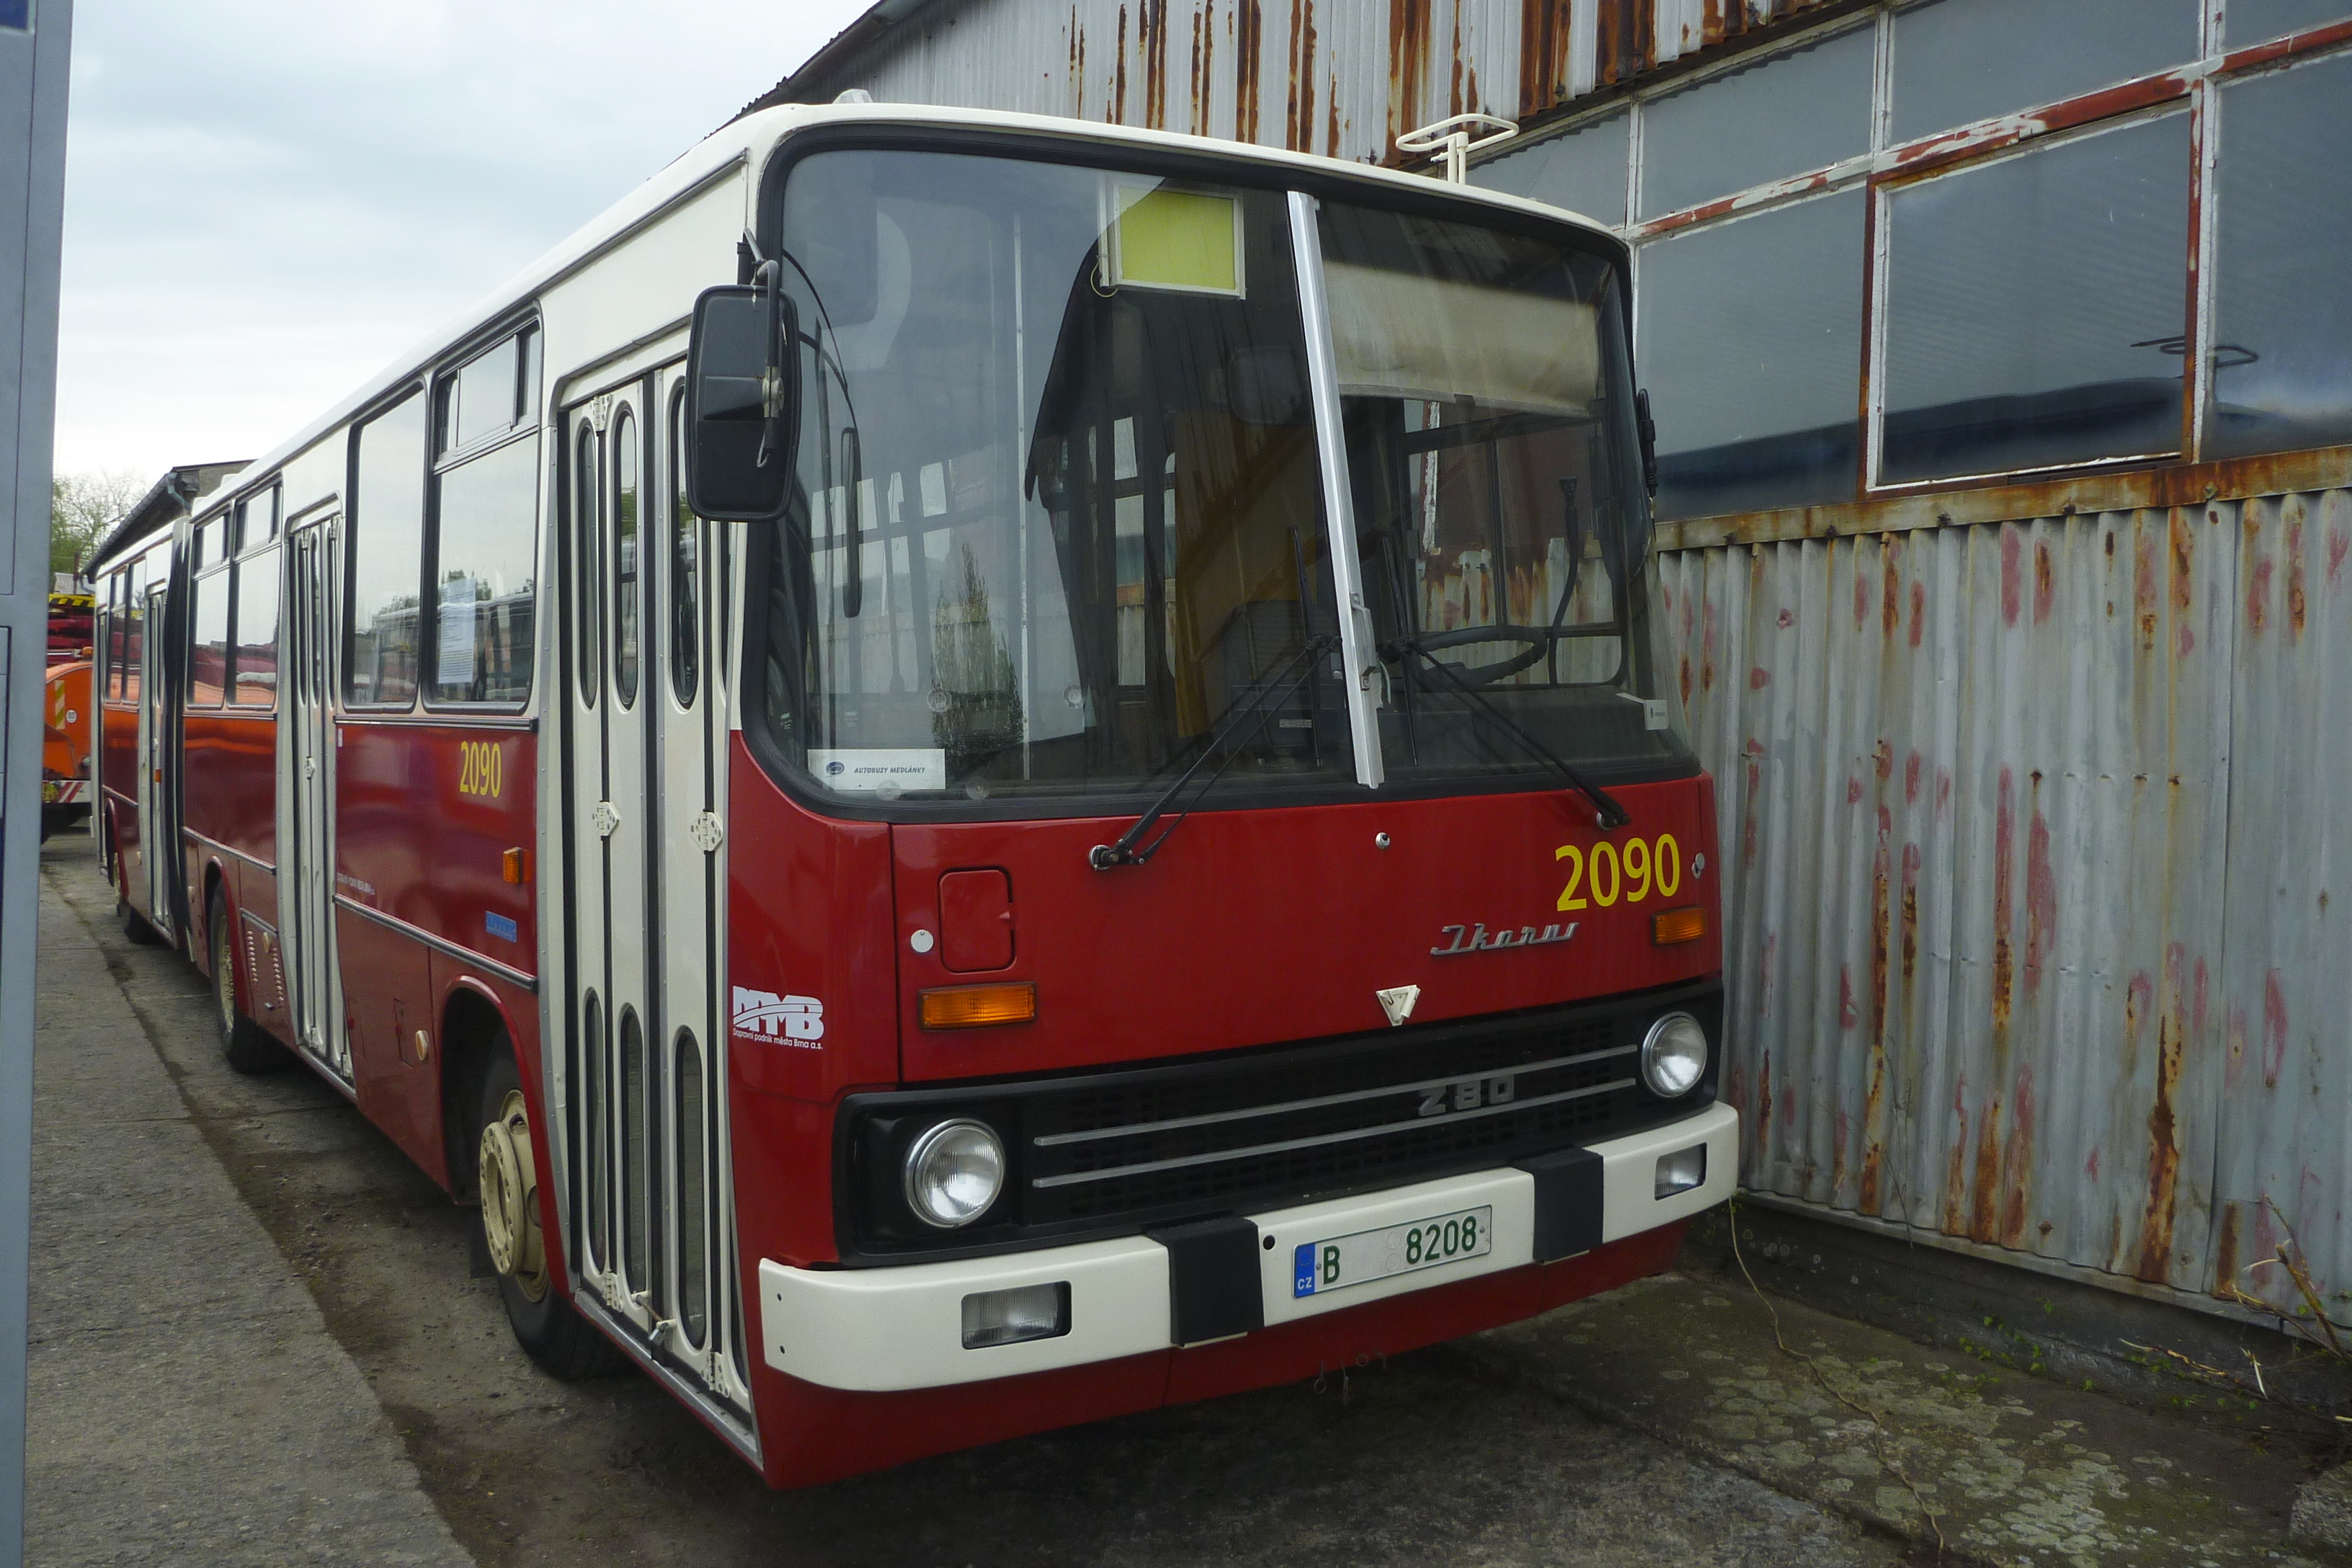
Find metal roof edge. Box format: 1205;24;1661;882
86;459;251;571
727;0;940;128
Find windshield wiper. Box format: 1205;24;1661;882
1381;635;1634;832
1089;634;1340;870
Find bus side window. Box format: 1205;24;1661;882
347;391;429;708
576;424;602;706
107;573;125;697
189;569;230;707
232;546;282;708
429;432;540;706
122;561;144;705
614;406;641;708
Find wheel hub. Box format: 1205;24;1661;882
478;1088;547;1301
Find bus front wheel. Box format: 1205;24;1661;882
475;1047;622;1380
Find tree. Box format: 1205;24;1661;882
49;469;146;582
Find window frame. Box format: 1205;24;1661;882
343;385;432;713
187;566;233;709
1471;0;2352;517
422;414;543;713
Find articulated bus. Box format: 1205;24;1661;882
89;102;1734;1488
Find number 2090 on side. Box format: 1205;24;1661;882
1293;1206;1494;1298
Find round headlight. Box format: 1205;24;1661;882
1640;1012;1709;1097
902;1119;1004;1229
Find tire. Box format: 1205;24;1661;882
475;1046;624;1379
116;895;161;946
209;896;287;1074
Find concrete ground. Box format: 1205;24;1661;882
25;834;2346;1566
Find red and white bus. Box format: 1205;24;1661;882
89;102;1734;1488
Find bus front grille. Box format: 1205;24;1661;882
834;980;1721;1262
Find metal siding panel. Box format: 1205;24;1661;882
2214;489;2352;1323
1664;499;2261;1310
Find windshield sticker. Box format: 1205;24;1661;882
808;748;946;794
733;988;824;1049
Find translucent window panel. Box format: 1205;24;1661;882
451;335;520;452
347;392;427;706
430;435;540;704
189;570;230;706
1879;115;2191;485
1891;0;2201;146
231;548;280;708
1640;25;1874;221
2226;0;2352;45
1473;110;1630;228
1637;190;1866;519
2206;53;2352;460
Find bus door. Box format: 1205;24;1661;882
564;370;743;1400
285;518;347;1077
136;579;173;937
564;383;659;1339
649;365;745;1402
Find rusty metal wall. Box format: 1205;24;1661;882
1657;489;2352;1325
784;0;1840;165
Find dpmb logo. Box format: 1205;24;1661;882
731;987;824;1050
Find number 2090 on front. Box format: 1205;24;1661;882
1293;1206;1494;1298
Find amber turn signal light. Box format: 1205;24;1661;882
502;847;531;886
919;982;1037;1030
1652;906;1706;945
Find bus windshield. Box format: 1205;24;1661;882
754;145;1685;809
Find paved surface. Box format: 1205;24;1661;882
1479;1272;2347;1567
27;834;2344;1565
27;839;470;1567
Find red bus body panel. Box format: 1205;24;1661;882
334;721;538;1182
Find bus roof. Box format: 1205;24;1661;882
190;102;1621;527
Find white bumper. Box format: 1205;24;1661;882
759;1100;1737;1393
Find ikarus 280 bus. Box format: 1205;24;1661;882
90;100;1735;1488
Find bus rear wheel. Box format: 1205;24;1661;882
476;1048;622;1379
210;897;286;1074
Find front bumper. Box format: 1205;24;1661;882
759;1100;1735;1392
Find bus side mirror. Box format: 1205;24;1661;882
685;282;800;521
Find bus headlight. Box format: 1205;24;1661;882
1640;1012;1709;1097
903;1119;1004;1229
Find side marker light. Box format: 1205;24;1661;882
1652;905;1706;945
502;847;531;886
919;982;1037;1030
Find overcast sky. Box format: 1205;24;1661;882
53;0;869;482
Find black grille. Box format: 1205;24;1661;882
836;980;1721;1263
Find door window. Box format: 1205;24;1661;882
613;409;641;708
669;389;699;708
576;426;602;707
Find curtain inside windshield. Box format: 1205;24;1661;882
759;150;1353;803
1319;200;1690;782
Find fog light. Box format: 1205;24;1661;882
961;1281;1070;1349
903;1119;1004;1229
1640;1011;1709;1097
1654;1144;1707;1199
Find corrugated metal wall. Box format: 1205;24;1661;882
797;0;1839;167
1658;490;2352;1324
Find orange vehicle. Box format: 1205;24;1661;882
43;658;93;840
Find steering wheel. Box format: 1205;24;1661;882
1392;624;1559;687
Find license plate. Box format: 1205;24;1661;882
1292;1205;1493;1298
